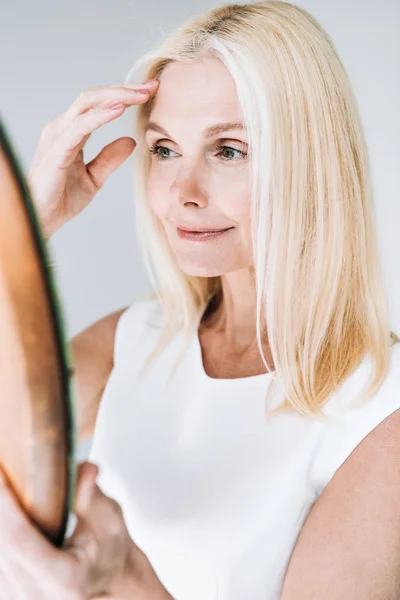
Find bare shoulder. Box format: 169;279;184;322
69;305;129;444
281;406;400;599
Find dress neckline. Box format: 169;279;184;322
192;327;275;384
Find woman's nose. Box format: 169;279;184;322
179;191;208;208
172;167;209;209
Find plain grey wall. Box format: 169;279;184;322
1;0;399;460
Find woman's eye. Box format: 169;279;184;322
148;143;247;162
215;145;247;161
149;144;178;160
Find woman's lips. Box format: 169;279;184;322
176;226;233;241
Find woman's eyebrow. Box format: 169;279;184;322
145;121;245;139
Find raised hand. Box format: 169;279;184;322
27;79;159;239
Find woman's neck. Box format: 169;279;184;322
202;267;267;354
199;267;275;375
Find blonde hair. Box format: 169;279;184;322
123;0;398;420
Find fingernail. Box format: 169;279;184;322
141;79;159;85
135;88;151;95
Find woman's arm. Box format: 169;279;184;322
69;306;128;444
281;407;400;599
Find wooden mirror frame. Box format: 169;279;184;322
0;116;76;547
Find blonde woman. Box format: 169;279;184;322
2;1;400;598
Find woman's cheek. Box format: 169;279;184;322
218;183;252;224
146;177;168;220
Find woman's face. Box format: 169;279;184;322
145;56;253;277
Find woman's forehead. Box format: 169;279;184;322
150;58;239;112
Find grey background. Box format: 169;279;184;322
1;0;399;460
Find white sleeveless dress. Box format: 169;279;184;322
88;298;400;600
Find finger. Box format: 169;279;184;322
78;461;99;487
64;513;98;567
49;106;137;169
74;462;99;515
85;137;136;190
64;82;158;120
39;81;159;144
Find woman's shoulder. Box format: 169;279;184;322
113;295;165;365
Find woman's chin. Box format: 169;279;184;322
176;259;225;278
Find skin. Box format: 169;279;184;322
146;56;274;376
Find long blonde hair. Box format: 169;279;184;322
123;0;398;419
